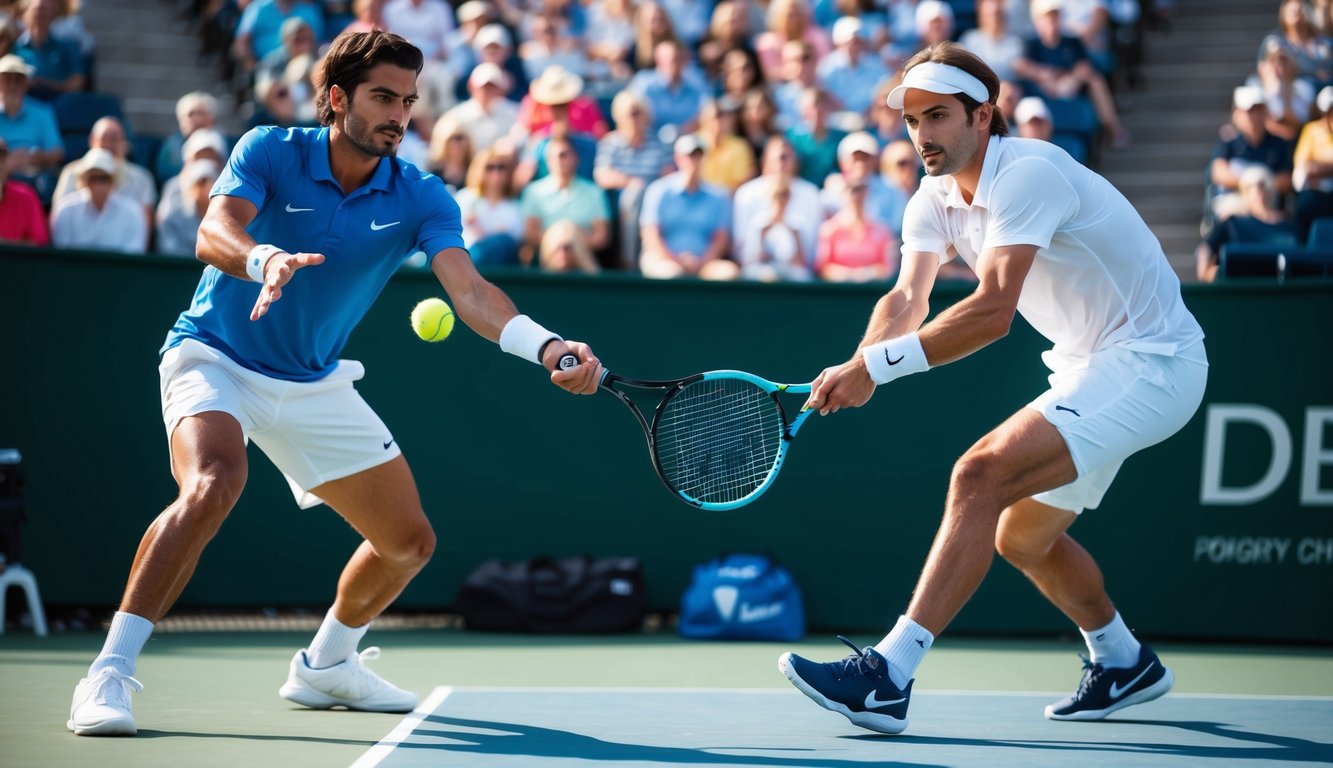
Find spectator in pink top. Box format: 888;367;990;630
0;134;49;245
816;179;897;282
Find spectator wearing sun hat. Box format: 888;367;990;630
817;17;889;117
50;147;148;253
512;66;603;186
0;53;63;187
820;131;908;235
1291;85;1333;242
1208;85;1295;223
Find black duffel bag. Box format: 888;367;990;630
454;555;647;633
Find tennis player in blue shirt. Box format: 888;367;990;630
68;30;605;737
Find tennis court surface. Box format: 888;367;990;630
3;629;1331;768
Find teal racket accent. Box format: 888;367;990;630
599;370;813;510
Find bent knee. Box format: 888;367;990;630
176;461;248;524
378;520;436;570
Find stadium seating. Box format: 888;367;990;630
1306;216;1333;252
53;91;126;137
1219;242;1332;280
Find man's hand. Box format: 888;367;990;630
544;341;604;394
804;356;876;416
250;251;326;320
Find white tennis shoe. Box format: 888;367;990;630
68;667;143;736
279;647;419;713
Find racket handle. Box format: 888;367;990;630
557;354;579;370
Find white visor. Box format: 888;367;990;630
886;61;990;109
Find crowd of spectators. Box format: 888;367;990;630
2;0;1170;283
1197;0;1333;281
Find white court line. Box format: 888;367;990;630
349;686;453;768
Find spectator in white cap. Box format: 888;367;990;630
817;16;890;117
469;23;527;101
821;130;909;235
50;147;149;253
1014;0;1130;149
639;132;738;278
915;0;954;48
439;61;519;151
1014;96;1054;141
1291;85;1333;241
1208;84;1294;222
0;53;63;184
156;158;221;256
781;41;1208;736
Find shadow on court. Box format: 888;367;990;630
403;714;944;767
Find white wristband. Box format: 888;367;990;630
862;333;930;385
246;244;282;283
499;314;561;366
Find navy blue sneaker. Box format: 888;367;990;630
779;636;912;734
1045;644;1174;721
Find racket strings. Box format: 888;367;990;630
654;379;785;504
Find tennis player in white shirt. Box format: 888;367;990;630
779;41;1208;735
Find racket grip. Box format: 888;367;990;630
557;354;579;370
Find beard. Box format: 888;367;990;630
919;125;980;178
344;105;401;158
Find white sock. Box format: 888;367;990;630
1081;611;1141;669
872;615;934;690
89;611;154;677
306;608;368;669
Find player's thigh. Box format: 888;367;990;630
312;455;434;561
956;407;1078;506
169;411;249;501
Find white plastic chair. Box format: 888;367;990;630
0;563;48;636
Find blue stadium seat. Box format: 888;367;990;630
53;91;126;136
1218;242;1292;279
1044;98;1098;141
1306;216;1333;251
61;133;89;163
130;134;163;168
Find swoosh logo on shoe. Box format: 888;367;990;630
370;220;401;231
864;690;906;709
285;203;315;212
1108;661;1155;700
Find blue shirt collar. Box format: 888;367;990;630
310;126;394;194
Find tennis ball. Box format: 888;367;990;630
410;298;454;342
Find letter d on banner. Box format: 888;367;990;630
1201;404;1292;505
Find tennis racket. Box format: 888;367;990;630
593;368;814;511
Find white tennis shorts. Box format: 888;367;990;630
159;339;402;509
1026;342;1208;513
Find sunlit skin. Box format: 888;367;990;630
901;88;991;196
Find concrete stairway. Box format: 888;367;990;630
1102;0;1273;281
80;0;240;139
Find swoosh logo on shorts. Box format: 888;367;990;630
1108;662;1155;700
864;690;906;709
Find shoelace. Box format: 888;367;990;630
92;669;143;707
831;635;885;680
1073;655;1106;699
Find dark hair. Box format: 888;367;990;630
901;41;1008;136
313;30;424;126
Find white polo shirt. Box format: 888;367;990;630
902;135;1204;365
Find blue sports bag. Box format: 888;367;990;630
678;553;805;642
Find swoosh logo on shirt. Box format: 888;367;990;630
370;220;401;231
285;203;314;213
864;690;906;709
1108;662;1156;700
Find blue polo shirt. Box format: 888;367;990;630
640;172;731;256
164;126;465;381
0;98;61;152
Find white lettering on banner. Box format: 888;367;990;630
738;602;785;623
1298;538;1333;565
1194;536;1333;565
1200;405;1333;506
1302;409;1333;505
